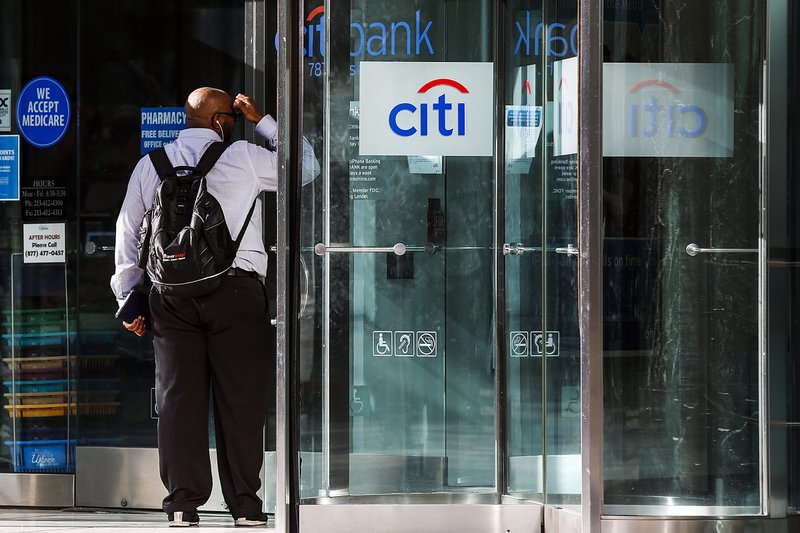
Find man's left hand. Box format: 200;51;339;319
234;94;265;124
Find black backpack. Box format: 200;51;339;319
136;142;257;297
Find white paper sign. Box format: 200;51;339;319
603;63;733;157
359;62;494;157
407;155;443;174
0;90;11;132
505;105;543;174
553;57;578;157
23;222;66;263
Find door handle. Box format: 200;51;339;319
85;241;115;255
310;244;485;256
503;243;579;256
314;242;408;256
685;243;758;257
555;244;579;257
502;243;542;256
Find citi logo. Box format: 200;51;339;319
627;79;707;138
389;79;469;138
279;6;435;59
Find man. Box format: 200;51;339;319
110;87;319;527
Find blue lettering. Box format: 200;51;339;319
432;94;453;136
513;12;579;57
277;10;435;59
643;96;662;138
388;96;467;138
627;99;708;139
666;105;676;137
316;17;325;57
514;11;530;55
307;21;314;57
570;25;579;58
391;21;411;55
389;103;417;136
548;23;568;57
415;10;434;55
351;23;365;57
679;104;707;138
367;22;387;56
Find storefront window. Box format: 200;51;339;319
0;0;245;477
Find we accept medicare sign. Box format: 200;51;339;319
359;62;494;157
16;77;71;148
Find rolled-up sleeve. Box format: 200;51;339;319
252;115;320;190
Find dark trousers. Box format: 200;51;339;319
150;275;271;518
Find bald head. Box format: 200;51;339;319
185;87;233;129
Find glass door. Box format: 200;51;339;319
298;0;498;501
292;1;584;530
503;0;580;505
601;0;764;516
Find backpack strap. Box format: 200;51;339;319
148;142;230;180
148;147;174;181
193;141;230;176
234;198;259;246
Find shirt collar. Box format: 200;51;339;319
177;127;223;142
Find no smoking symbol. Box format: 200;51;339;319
416;331;437;357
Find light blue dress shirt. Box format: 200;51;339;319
111;115;319;301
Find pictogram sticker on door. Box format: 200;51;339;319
416;331;437;357
531;331;560;356
373;331;393;356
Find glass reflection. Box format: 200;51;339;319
602;1;763;512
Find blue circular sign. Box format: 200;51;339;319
16;77;71;148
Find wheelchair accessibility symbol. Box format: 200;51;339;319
371;329;439;358
351;386;370;416
532;331;559;356
373;331;393;356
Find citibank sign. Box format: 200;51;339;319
603;63;733;158
360;62;494;157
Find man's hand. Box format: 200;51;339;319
233;93;265;124
123;316;146;337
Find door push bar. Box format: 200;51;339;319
503;243;542;256
314;242;408;256
685;243;759;257
503;243;579;257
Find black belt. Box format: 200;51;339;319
227;267;261;279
